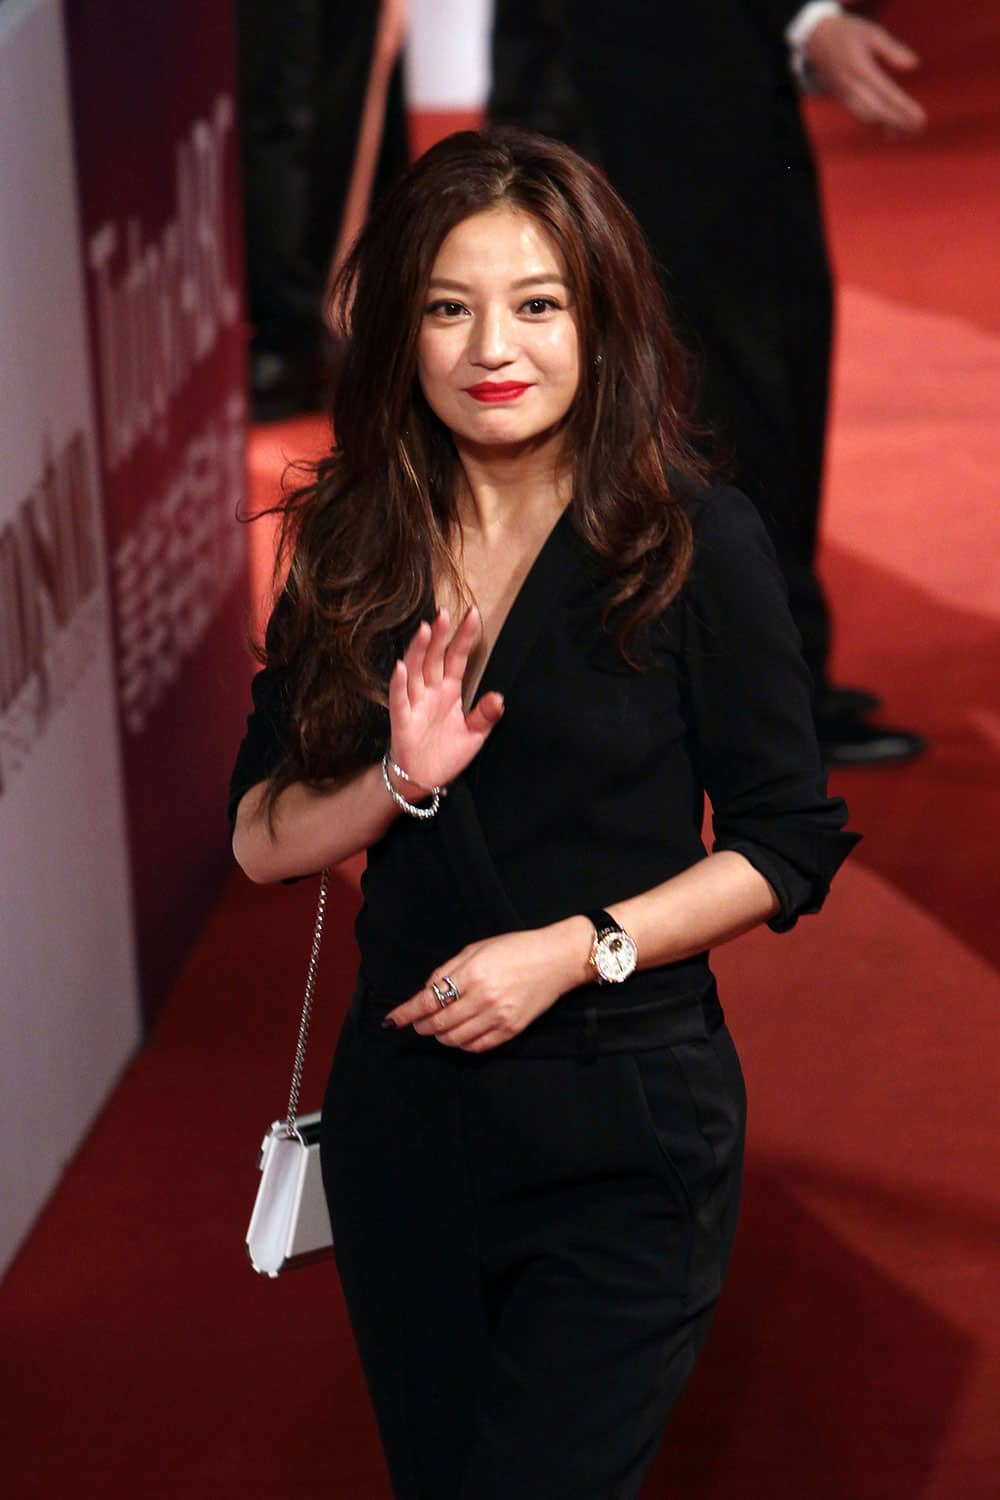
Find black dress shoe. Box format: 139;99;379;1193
815;685;882;718
815;711;928;767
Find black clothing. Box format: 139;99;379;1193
237;1;406;370
321;997;746;1500
229;484;857;1496
229;487;857;1041
490;0;837;688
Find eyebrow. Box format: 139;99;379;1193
427;275;570;291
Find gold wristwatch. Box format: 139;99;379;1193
585;908;638;985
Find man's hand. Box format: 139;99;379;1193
805;13;927;135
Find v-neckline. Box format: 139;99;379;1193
453;503;580;708
432;505;592;918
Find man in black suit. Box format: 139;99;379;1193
490;1;927;765
237;0;406;421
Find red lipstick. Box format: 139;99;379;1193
464;381;532;403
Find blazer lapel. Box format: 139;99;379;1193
434;510;594;939
474;507;591;707
436;778;524;933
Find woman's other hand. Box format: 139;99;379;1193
388;606;504;793
381;919;594;1052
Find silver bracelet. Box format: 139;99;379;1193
381;751;442;820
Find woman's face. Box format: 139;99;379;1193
416;206;581;456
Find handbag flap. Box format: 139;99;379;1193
246;1121;331;1276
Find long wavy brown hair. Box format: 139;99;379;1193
257;125;709;799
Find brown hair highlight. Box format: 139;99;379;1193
253;127;709;803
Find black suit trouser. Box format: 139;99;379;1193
320;998;746;1499
237;0;406;356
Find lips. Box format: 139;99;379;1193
463;382;532;403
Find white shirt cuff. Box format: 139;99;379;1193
785;1;842;53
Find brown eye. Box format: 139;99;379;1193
425;301;467;318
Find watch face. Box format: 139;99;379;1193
594;930;638;983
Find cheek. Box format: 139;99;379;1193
541;325;580;385
417;336;461;399
415;336;437;387
544;328;581;401
415;346;451;421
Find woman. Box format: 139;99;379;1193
230;127;858;1500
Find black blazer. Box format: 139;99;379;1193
229;487;858;1047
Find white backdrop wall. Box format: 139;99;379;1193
405;0;492;110
0;0;141;1277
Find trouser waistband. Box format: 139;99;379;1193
353;976;724;1058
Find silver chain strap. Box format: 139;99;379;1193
284;868;330;1137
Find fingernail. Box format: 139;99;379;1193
380;1017;396;1030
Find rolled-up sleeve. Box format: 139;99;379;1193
681;486;860;930
227;657;293;827
227;594;295;827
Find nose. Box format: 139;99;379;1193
469;305;515;369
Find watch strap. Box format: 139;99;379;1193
585;908;620;940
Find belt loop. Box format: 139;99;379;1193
579;1005;600;1062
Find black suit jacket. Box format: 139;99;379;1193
490;0;837;683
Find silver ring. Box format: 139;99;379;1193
440;974;461;1003
430;981;449;1009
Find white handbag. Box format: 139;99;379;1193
246;870;336;1277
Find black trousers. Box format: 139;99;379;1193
320;998;746;1499
490;0;835;689
237;0;406;357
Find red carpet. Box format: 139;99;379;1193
3;3;999;1494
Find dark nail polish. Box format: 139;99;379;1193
380;1017;396;1030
